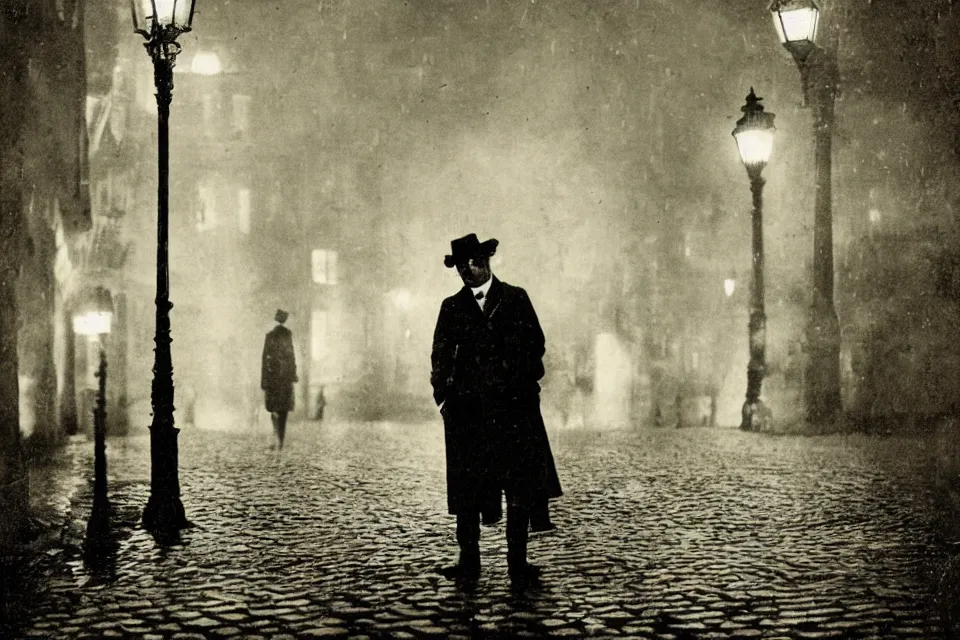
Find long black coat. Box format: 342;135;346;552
431;277;562;514
261;324;297;412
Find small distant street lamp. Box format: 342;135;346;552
73;287;114;538
770;0;842;425
732;89;776;431
131;0;197;536
723;276;737;299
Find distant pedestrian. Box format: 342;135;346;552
314;385;326;422
431;233;562;589
180;384;197;426
261;309;298;449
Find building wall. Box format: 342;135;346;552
0;0;94;547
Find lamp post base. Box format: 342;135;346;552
142;494;187;535
142;424;188;537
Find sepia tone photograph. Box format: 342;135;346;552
1;0;960;637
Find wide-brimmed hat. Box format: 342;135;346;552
275;309;289;324
444;233;498;268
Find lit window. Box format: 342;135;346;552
201;92;220;137
123;179;133;213
267;183;281;221
191;51;223;76
232;95;251;138
196;184;218;231
96;179;109;212
237;188;251;234
311;249;339;284
110;174;123;212
310;310;328;362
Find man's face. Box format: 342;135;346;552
456;256;492;288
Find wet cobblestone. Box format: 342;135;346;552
7;421;955;638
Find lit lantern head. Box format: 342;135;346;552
732;88;776;173
130;0;196;35
769;0;821;62
73;286;114;337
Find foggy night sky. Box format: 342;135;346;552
115;0;960;422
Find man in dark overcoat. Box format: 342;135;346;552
261;309;298;449
431;233;562;587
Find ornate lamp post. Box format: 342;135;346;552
73;287;114;538
732;89;776;431
770;0;842;425
131;0;197;535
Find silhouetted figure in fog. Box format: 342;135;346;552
431;233;562;588
709;386;718;428
180;384;197;426
261;309;297;449
314;385;326;422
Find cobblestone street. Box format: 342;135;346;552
6;419;954;639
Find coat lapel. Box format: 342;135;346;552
483;277;503;319
456;286;485;321
454;277;502;322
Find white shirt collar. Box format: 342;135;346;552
470;277;493;300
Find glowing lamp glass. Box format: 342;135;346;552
131;0;196;32
732;89;776;170
773;7;819;45
734;129;774;167
724;278;737;298
73;311;113;336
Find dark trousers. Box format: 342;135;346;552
271;411;288;447
456;500;531;571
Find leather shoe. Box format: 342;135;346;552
530;520;556;533
508;562;541;588
482;512;502;526
440;562;480;582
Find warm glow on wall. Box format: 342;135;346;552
190;51;222;76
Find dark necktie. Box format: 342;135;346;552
475;291;484;301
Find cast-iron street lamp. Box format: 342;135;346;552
131;0;197;536
732;89;776;431
72;286;114;538
770;0;842;425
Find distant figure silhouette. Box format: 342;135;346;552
261;309;297;449
314;385;326;422
180;384;197;426
431;233;562;589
